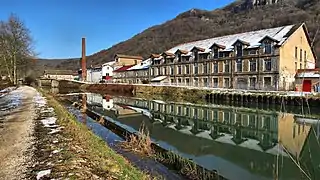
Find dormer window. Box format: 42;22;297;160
210;43;226;59
191;47;204;61
259;36;279;55
232;39;250;57
194;51;199;61
174;49;188;62
213;48;219;59
178;53;182;62
236;44;243;57
264;42;272;54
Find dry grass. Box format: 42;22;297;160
98;116;105;125
120;123;154;157
40;90;151;180
118;122;222;180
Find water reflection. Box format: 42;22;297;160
81;94;87;124
77;93;320;180
50;87;59;94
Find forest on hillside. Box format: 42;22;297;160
47;0;320;69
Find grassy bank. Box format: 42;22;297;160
41;90;150;180
135;85;209;102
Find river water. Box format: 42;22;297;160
61;91;320;180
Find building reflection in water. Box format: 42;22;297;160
84;93;320;180
50;87;59;94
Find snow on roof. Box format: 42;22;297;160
166;25;295;54
154;56;163;60
296;71;320;78
151;76;168;82
127;58;152;71
102;61;116;66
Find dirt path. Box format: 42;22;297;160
0;86;37;180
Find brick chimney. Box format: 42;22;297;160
81;37;87;81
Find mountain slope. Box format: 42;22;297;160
48;0;320;69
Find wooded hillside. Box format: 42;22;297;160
42;0;320;70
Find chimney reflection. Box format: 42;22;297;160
81;93;87;124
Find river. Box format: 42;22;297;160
60;91;320;180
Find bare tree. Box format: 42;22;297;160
0;14;36;85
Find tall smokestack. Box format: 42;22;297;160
81;37;87;81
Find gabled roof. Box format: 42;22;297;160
191;46;205;52
284;23;317;62
113;65;135;72
127;58;152;71
150;54;161;58
174;49;189;54
209;43;226;49
114;54;144;60
232;39;250;46
166;24;296;54
161;52;175;57
258;35;280;43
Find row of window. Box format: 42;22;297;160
151;59;275;76
148;104;277;130
294;47;307;62
167;76;273;88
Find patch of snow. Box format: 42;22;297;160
127;58;152;71
52;149;62;154
53;140;59;144
41;107;54;113
166;25;295;54
49;128;62;134
33;93;47;108
36;169;51;180
40;117;57;127
0;87;15;93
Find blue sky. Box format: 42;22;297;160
0;0;234;59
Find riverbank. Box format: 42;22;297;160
80;83;320;107
0;86;149;179
38;90;150;179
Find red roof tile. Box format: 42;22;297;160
113;65;134;72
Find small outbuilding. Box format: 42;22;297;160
295;69;320;92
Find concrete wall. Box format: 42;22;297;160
43;74;75;80
86;69;102;83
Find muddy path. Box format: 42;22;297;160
0;86;37;179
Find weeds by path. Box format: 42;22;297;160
119;123;154;157
41;90;151;180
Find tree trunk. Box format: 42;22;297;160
2;55;13;83
13;54;17;85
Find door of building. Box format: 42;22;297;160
302;80;312;92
